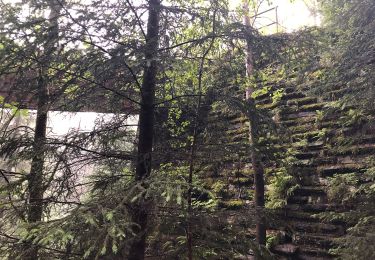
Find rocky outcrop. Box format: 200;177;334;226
204;75;374;258
258;81;373;259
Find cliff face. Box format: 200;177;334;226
203;60;375;258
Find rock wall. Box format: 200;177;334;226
270;79;375;259
204;75;375;259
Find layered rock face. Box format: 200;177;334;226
267;81;374;259
204;75;374;259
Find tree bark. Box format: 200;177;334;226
128;0;160;259
248;101;266;247
24;1;61;259
25;74;49;260
242;0;266;247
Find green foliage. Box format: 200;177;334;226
1;0;374;259
212;180;229;198
318;164;375;259
266;233;280;250
312;2;375;257
341;108;369;127
319;0;375;112
218;199;245;210
0;96;28;118
266;171;299;209
326;173;358;204
266;148;300;209
271;88;285;105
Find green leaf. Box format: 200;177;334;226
112;242;118;253
100;245;107;255
105;211;114;221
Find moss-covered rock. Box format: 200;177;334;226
217;199;246;210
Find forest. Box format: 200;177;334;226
0;0;374;259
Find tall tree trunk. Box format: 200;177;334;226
25;73;49;260
25;1;61;258
248;101;266;247
128;0;160;259
242;0;266;247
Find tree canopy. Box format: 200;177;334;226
0;0;374;259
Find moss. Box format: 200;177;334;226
232;177;252;186
258;135;280;144
293;130;326;142
233;169;254;178
288;124;315;133
246;190;254;200
241;169;254;176
319;121;341;128
258;103;277;110
231;133;248;142
326;144;375;156
218;199;245;210
226;127;248;136
299;102;326;112
287;97;317;106
282;92;305;100
230;116;248;124
212;180;235;199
